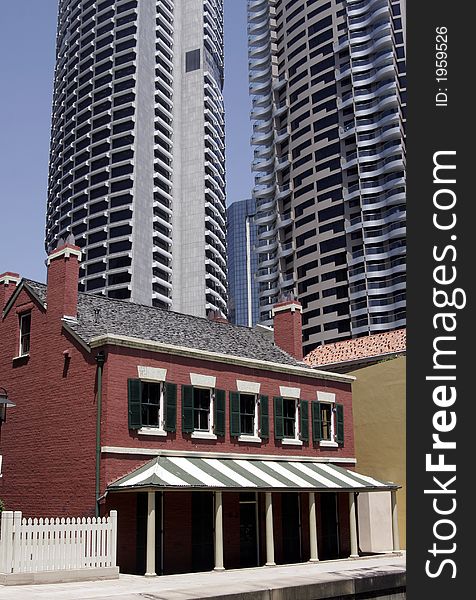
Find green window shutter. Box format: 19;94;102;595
260;395;269;439
312;401;323;442
164;382;177;432
214;389;226;437
300;399;309;442
230;391;240;437
182;385;194;433
273;396;284;440
336;403;344;444
128;379;142;429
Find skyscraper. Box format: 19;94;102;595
248;0;406;354
46;0;227;317
227;198;259;327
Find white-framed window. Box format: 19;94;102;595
282;397;299;440
19;312;31;356
239;393;258;437
319;402;334;442
127;369;176;435
140;381;165;430
182;379;225;439
312;391;344;446
274;393;307;446
193;387;214;433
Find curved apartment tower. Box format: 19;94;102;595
46;0;227;317
249;0;406;353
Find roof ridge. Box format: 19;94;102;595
23;278;261;333
21;279;305;369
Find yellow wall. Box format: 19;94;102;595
351;356;406;548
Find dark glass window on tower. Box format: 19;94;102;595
185;49;201;72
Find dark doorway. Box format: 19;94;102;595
136;492;162;575
320;492;339;560
191;492;214;572
281;493;302;564
240;493;258;567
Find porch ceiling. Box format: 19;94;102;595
107;455;399;492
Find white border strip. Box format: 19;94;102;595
101;445;357;464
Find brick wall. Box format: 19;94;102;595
101;346;354;489
163;492;193;574
104;492;138;574
0;287;97;517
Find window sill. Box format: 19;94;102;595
281;438;303;446
12;354;30;364
191;431;217;440
238;435;262;444
319;440;339;448
138;427;167;437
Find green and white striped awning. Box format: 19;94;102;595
107;455;398;492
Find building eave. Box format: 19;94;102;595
89;334;355;383
2;280;46;321
62;320;92;353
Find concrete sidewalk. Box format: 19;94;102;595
0;555;406;600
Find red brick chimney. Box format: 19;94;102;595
46;243;82;321
207;310;229;324
272;300;303;360
0;272;20;313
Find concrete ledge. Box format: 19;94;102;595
190;572;406;600
0;566;119;586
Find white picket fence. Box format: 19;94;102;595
0;510;117;574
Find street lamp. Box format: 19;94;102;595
0;388;16;423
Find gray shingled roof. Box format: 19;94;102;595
23;280;304;367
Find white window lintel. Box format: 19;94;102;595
190;373;216;388
137;366;167;382
279;386;301;399
236;380;261;394
317;391;336;403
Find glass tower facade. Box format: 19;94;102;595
227;199;259;327
46;0;227;317
248;0;406;354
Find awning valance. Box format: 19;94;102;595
107;455;398;492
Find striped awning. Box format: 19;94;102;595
107;455;398;492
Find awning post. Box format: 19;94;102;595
349;492;359;558
145;491;157;576
309;492;319;562
391;490;400;552
214;491;225;571
265;492;275;566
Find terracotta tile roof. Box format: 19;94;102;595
304;329;406;368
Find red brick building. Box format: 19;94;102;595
0;244;399;575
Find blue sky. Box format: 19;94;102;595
0;0;253;282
